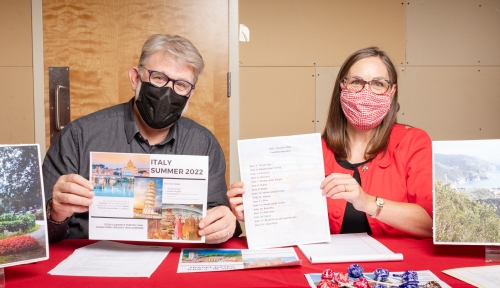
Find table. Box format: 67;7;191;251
4;235;496;287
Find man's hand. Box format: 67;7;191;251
198;206;236;244
50;174;94;222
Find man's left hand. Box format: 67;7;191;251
198;206;236;244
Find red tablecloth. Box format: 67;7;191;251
4;235;496;287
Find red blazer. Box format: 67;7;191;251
323;124;433;235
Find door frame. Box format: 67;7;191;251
32;0;46;159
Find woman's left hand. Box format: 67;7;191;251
320;173;373;213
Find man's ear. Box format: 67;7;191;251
129;67;140;91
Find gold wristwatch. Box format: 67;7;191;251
369;196;384;218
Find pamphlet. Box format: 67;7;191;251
89;152;208;243
48;240;171;277
0;144;49;268
443;265;500;287
177;247;301;273
298;233;403;264
305;270;450;288
238;133;330;249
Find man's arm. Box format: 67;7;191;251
43;124;94;242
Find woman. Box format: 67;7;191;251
228;47;433;238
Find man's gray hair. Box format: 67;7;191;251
138;34;205;83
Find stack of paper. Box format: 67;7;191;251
298;233;403;264
49;241;172;277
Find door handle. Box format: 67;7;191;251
55;85;68;131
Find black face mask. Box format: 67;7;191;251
135;81;189;129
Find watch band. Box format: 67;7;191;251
369;196;384;218
46;199;70;225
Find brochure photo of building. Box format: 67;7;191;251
0;144;49;268
433;139;500;244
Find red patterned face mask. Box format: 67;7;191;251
340;88;392;131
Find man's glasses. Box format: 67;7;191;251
343;76;392;94
140;65;195;96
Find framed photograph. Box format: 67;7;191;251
433;139;500;244
0;144;49;268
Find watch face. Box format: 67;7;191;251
376;197;384;205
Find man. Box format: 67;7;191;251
43;34;241;243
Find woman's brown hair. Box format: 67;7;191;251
322;46;399;161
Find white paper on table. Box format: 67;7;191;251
238;133;330;249
177;247;301;273
305;270;451;288
298;233;403;264
88;152;208;243
48;241;172;277
443;265;500;288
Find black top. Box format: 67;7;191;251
336;157;373;234
43;98;242;242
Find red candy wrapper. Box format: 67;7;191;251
316;279;339;288
353;278;370;288
333;272;349;284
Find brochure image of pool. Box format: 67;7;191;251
177;247;301;273
89;152;208;243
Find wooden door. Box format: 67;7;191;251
43;0;230;180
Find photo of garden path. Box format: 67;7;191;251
0;145;48;266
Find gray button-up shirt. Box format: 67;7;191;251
43;98;240;242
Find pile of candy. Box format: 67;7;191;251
316;264;442;288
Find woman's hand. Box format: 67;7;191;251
321;173;432;238
227;181;246;222
320;173;375;214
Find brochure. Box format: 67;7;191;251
89;152;208;243
305;270;450;288
298;233;403;264
177;247;301;273
238;133;330;249
49;240;171;277
0;144;49;268
443;265;500;288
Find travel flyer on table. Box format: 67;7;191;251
88;152;208;243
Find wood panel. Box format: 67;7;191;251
0;0;32;67
42;0;230;181
406;0;500;66
397;67;500;140
240;67;316;139
0;67;34;143
239;0;406;67
315;67;339;133
0;0;34;145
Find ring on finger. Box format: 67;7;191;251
344;184;348;192
226;229;230;237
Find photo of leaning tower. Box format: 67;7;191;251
133;177;162;219
142;180;157;215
